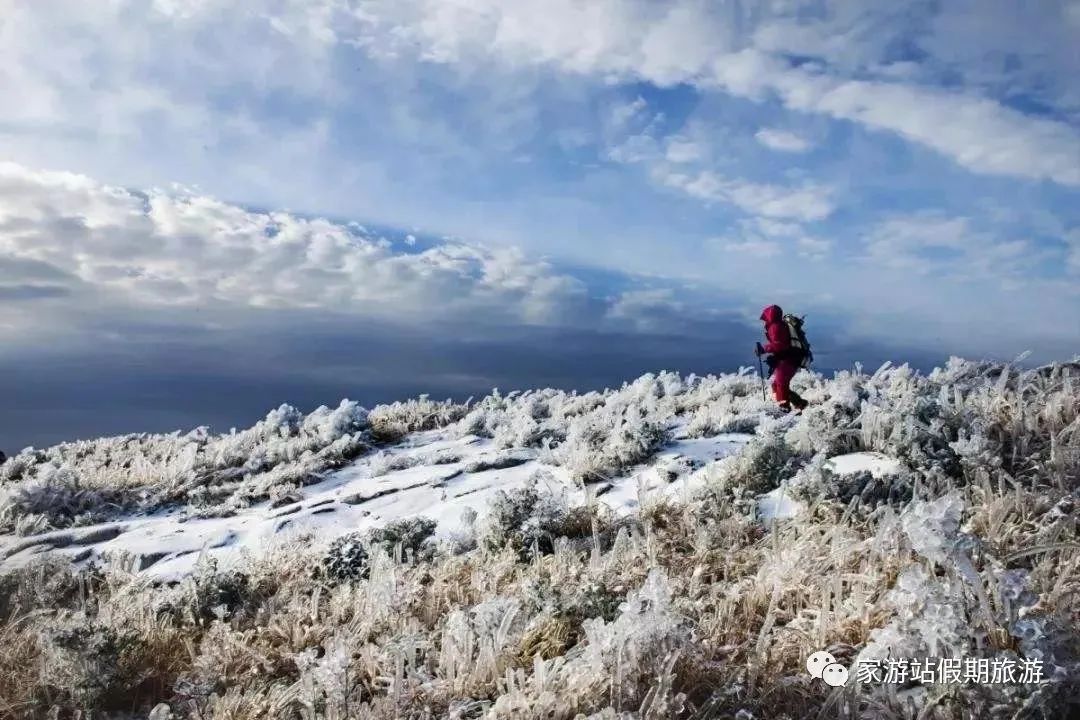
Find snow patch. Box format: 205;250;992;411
825;451;901;478
757;486;803;520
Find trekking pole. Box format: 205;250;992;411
756;353;767;401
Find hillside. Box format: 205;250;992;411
0;358;1077;719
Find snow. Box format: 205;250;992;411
757;486;803;520
0;429;752;581
824;451;902;478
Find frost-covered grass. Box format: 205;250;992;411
1;358;1078;719
0;401;375;534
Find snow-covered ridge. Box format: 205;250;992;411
1;358;1077;719
0;369;769;577
0;358;1075;577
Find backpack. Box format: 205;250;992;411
783;314;813;369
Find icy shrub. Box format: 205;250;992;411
712;431;800;495
682;374;773;438
456;391;511;439
457;389;570;448
490;410;562;449
577;570;688;708
0;557;97;618
301;400;370;444
293;633;357;715
783;400;860;457
0;449;40;484
461;378;678;481
482;482;559;557
174;560;262;626
0;399;374;531
0;465;133;534
520;574;626;625
322;516;437;581
685;403;761;438
575;581;627;624
858;564;972;662
556;405;669;482
443;506;481;556
324;534;368;581
834;469;912;508
481;479;592;558
369;516;438;560
786;451;830;500
267;482;302;509
40;619;143;708
438;596;525;696
368;395;468;442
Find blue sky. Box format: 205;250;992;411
0;0;1078;447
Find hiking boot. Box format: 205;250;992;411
777;401;793;413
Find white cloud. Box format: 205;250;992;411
754;128;812;153
609;96;649;128
796;235;832;259
660;170;835;222
344;0;1080;186
753;218;804;237
0;163;590;329
865;214;972;272
708;49;1080;186
600;98;834;222
606;288;685;331
713;238;781;258
863;212;1044;284
723;178;834;223
606;133;659;164
800;77;1080;186
664;136;705;164
713;218;831;262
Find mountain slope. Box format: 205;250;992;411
0;358;1077;719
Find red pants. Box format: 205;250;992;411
771;359;799;403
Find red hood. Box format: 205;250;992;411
760;305;783;323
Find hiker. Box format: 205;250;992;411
755;304;809;413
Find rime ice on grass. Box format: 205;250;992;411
0;358;1077;718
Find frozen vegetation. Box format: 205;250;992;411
0;358;1077;718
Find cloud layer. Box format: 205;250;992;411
0;163;595;328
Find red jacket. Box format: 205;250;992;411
760;305;792;355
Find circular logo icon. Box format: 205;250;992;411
806;650;836;679
821;662;849;687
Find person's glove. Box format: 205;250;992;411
754;342;765;357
